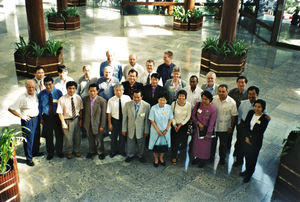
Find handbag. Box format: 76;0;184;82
153;136;168;153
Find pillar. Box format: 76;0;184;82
184;0;195;12
25;0;46;47
219;0;239;45
57;0;68;13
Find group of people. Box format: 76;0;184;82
8;50;270;183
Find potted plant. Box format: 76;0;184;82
173;6;191;31
0;127;22;201
14;36;29;76
200;37;248;77
64;7;80;30
45;7;65;30
45;7;80;30
189;8;204;31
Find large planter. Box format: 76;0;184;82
200;50;247;77
0;152;20;202
26;56;60;77
173;19;188;31
68;0;86;7
273;131;300;199
14;52;27;76
47;17;65;31
65;16;80;30
189;17;203;31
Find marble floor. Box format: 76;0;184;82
0;3;300;202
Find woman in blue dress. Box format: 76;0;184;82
149;93;173;167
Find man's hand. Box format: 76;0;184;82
21;115;31;121
99;127;104;133
245;137;251;145
227;127;233;134
62;122;68;130
108;123;113;131
79;119;83;127
144;133;148;138
265;114;271;121
40;119;44;125
122;132;127;136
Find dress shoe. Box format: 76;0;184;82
98;154;105;160
120;152;126;157
125;156;134;163
74;152;81;157
33;152;44;157
159;160;166;166
153;161;159;167
233;161;243;167
26;160;34;167
139;157;146;163
110;153;117;158
239;171;247;177
191;158;200;165
57;153;64;158
66;153;73;159
219;158;225;165
243;176;251;183
46;154;54;160
86;153;96;159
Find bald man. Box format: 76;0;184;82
99;50;122;81
123;54;146;83
8;80;40;166
201;71;219;96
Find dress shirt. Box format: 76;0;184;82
54;75;74;95
57;94;83;119
171;101;191;126
99;60;122;81
33;77;45;94
201;83;217;96
184;86;203;109
238;99;267;125
10;92;39;117
90;96;97;116
123;63;146;83
134;101;141;116
139;71;163;86
212;95;238;132
228;88;248;108
250;114;262;130
96;77;119;100
107;95;131;120
38;88;63;119
157;63;175;85
77;75;97;98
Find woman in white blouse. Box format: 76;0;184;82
170;89;191;165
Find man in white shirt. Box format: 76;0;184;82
211;84;238;165
123;54;145;82
184;75;203;109
57;81;83;159
8;80;39;166
54;65;74;95
140;59;163;86
107;84;131;158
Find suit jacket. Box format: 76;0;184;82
242;110;269;152
142;85;166;107
82;95;107;135
122;100;150;139
122;81;143;99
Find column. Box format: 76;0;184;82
57;0;68;13
184;0;195;12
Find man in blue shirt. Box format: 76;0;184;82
96;66;119;100
99;50;122;81
157;51;176;85
38;76;64;160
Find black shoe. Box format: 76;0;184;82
110;153;117;158
86;153;96;159
125;156;134;163
233;161;243;167
33;152;44;157
98;154;105;160
139;157;146;163
153;161;159;167
57;153;64;158
159;160;166;166
239;171;247;177
120;152;126;157
243;176;251;183
46;154;54;160
191;158;199;165
26;160;34;166
219;158;225;165
198;160;205;168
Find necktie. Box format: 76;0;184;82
39;81;43;91
146;74;151;85
49;93;53;115
71;97;76;118
119;98;122;121
135;104;138;118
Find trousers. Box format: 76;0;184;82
111;118;126;154
21;116;38;161
127;133;145;158
63;117;81;154
87;123;104;155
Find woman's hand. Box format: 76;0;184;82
158;131;164;136
198;122;204;131
245;137;251;145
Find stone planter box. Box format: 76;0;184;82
65;16;80;30
26;55;60;77
189;17;203;31
173;19;188;31
200;50;210;72
14;52;27;76
48;17;65;30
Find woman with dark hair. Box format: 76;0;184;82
148;93;173;167
192;90;217;168
170;89;191;165
240;99;269;183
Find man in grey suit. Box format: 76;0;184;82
82;83;107;160
122;89;150;163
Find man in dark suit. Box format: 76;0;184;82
122;69;143;99
82;83;107;160
142;73;166;107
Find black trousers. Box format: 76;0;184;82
32;118;41;155
244;143;260;178
42;114;63;155
171;124;188;159
111;118;126;154
211;132;229;161
233;124;244;162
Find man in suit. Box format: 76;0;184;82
122;69;143;99
82;83;107;160
122;89;150;163
142;73;166;107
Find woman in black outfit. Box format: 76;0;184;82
240;99;269;183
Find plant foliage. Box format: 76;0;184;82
45;7;65;21
30;43;45;58
15;36;29;56
191;8;203;20
64;7;80;18
45;39;64;56
173;6;191;23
